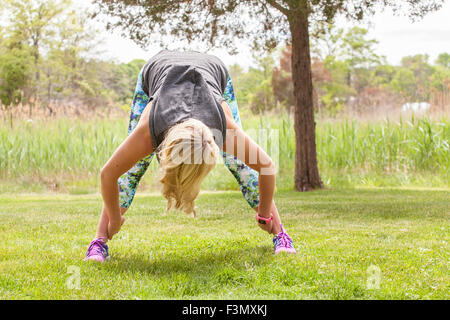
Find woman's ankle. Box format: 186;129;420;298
271;223;282;235
94;235;108;243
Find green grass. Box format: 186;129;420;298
0;188;448;299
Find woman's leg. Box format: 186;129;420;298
119;68;156;210
95;67;155;241
222;76;282;235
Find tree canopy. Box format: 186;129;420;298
94;0;445;52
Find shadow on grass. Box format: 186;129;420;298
101;245;280;297
109;244;274;277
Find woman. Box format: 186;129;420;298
85;50;296;262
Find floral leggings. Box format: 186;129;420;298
118;67;260;210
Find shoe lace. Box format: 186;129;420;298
86;239;106;256
275;232;293;248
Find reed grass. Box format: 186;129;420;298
0;113;448;193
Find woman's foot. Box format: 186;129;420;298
84;238;110;262
272;224;296;254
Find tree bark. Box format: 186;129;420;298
288;5;323;191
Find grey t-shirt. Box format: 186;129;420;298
142;50;229;150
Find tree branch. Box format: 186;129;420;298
266;0;289;16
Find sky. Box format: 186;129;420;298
85;0;450;68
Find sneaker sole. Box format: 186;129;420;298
84;255;110;262
274;248;297;255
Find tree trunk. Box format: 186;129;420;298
288;5;323;191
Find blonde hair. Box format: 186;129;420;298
157;118;220;217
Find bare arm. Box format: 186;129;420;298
221;102;276;222
100;102;154;239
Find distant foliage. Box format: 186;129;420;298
0;0;146;119
230;26;449;116
272;46;295;110
0;1;448;119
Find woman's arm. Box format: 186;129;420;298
221;102;276;228
100;103;154;239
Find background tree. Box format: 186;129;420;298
227;53;278;113
340;27;381;92
0;0;118;116
272;45;332;113
272;45;295;110
430;53;450;109
0;42;32;127
401;54;433;101
2;0;69;115
435;53;450;69
248;52;278;114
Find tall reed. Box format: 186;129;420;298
0;114;448;190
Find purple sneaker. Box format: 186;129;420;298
84;238;110;262
273;224;296;254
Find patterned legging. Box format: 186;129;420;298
118;67;260;210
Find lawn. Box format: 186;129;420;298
0;187;448;299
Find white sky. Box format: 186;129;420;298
84;0;450;67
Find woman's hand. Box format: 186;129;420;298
107;216;126;240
